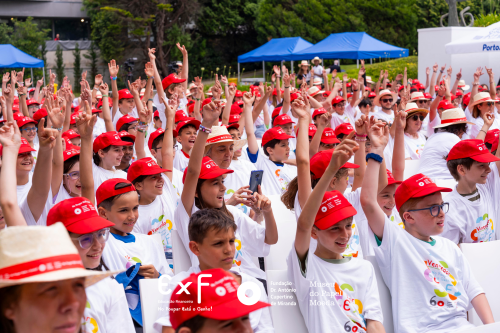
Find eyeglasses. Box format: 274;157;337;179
64;171;80;180
485;102;494;106
71;228;110;249
411;115;425;122
408;203;449;217
335;103;345;107
21;127;37;133
381;99;393;103
416;100;426;104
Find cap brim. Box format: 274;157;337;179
342;162;359;169
110;139;133;147
433;120;475;129
202;298;270;322
19;146;36;154
314;205;357;230
412;185;453;199
65;216;115;234
321;138;341;144
470;153;500;163
387;179;403;186
201;167;234;180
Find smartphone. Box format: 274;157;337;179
249;170;264;194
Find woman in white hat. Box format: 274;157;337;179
468;92;498;138
402;103;428;160
296;60;311;86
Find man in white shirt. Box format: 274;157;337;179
373;89;397;126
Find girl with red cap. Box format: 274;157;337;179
176;101;278;282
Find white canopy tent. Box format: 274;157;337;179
445;21;500;54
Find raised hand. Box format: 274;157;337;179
161;96;175;118
0;121;22;150
243;91;255;105
128;80;139;96
437;84;446;97
47;107;65;129
273;65;280;75
482;111;494;129
176;43;188;57
394;110;407;130
2;72;10;84
94;74;103;86
365;117;389;150
355;114;368;135
440;64;446;73
351;79;359;91
148;48;156;61
37;119;59;149
331;69;337;78
16;69;24;85
395;73;403;81
98;82;109;96
202;101;221;125
220;75;228;85
144;62;154;78
75;101;96;139
10;71;17;87
108;60;119;77
486;67;494;79
49;70;56;85
426;67;430;76
343;73;348;82
283;73;291;87
37;78;43;87
474;67;484;83
271;73;276;83
24;78;32;88
291;98;309;119
447;66;453;76
433;63;438;72
331;132;359;166
318;112;331;128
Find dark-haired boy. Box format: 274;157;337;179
173;119;201;172
154;209;274;333
442;139;500;243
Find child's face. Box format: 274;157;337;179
461;161;491;185
198;175;226;209
279;123;294;136
70;230;105;269
404;192;445;237
266;139;290;162
127;121;138;137
190;227;236;272
312;218;353;255
177;126;197;151
208;142;234;169
28;105;39;117
119;98;135;113
333;103;345;115
193;316;252;333
70;137;81;147
137;174;164;197
99;145;124;168
121;145;134;166
70;123;79;133
21;123;37;143
63;161;81;196
17;152;34;173
313;94;325;103
99;191;139;234
365;139;372;154
228;129;242;158
154;118;162;129
377;184;397;217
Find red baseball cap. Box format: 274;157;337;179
455;90;463;97
423;92;432;99
96;178;137;206
412;79;421;85
312;108;327;119
148;128;164;150
321;128;341;145
62;129;80;140
307;123;317;137
201;98;212;108
314;191;357;230
235;90;243;97
229;114;240;124
169;268;270;329
438;99;454;110
368;92;376;98
262;127;294;145
478;85;485;92
93;131;133;153
118;130;136;142
447;139;500;163
118;89;133;100
92;108;102;114
0;138;36;157
272;88;284;96
175;110;192;123
395;173;452;211
70;112;80;125
12;112;23;121
12;104;19;112
332;96;345;105
485;129;500;152
96;99;103;109
116;115;138;131
290;92;299;101
175;119;201;134
386;169;402;186
398;85;405;92
26;98;40;106
154;110;160;118
182;156;233;183
273;114;295;126
33;108;48;122
417;83;425;90
47;197;114;234
127;157;170;182
17;116;37;128
63;146;81;161
310;149;358;179
462;93;471;106
334;123;354;136
271;106;282;119
346;82;352;88
161;73;186;91
230;103;243;115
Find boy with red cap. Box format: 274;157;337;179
441;139;500;243
360;120;494;332
173;119;201;172
273;113;297;159
288;135;384;333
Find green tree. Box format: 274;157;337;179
40;41;48;80
0;22;13;45
11;17;51;59
84;41;100;86
73;43;82;93
55;44;65;86
474;12;500;26
89;10;125;63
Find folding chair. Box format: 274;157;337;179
460;241;500;326
365;256;394;333
456;322;500;333
139;278;163;333
266;270;308;333
403;159;421;180
171;230;191;274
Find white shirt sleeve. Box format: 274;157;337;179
105;279;136;333
361;262;384;323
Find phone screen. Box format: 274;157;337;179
249;170;264;194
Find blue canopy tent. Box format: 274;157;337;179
237;37;313;82
291;32;408;65
0;44;45;84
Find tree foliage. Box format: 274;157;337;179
84;41;100;86
73;43;82;93
55;44;65;86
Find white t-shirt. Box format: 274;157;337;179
134;174;177;257
374;217;482;333
426;114;441;138
418;132;461;181
373;109;394;126
83;277;135;333
52;181;74;205
93;116;107;140
442;164;500;243
173;203;269;280
404;132;427;160
171;168;184;199
17;173;33;205
312;65;324;77
173;150;190;172
153;265;274;333
250;150;297;196
287;247;383;333
230;158;256;176
111;107;139;130
92;162;128;194
224;169;251;216
330;104;356;128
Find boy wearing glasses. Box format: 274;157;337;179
441;139;500;244
361;122;494;333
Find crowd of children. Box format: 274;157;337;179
0;48;499;333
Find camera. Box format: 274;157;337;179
168;61;181;75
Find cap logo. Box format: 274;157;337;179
215;286;226;296
74;208;82;215
114;135;119;140
321;206;327;212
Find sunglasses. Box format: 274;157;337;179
71;228;110;249
411;115;425;121
381;99;393;103
408;203;449;217
416;100;426;104
485;102;494;106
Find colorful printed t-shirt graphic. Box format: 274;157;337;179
83;277;135;333
374;218;483;333
173;203;270;280
442;165;500;244
287;246;383;333
171;168;184;200
404;132;427;160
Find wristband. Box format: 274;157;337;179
366;153;383;163
199;124;212;134
94;87;99;91
137;129;145;133
355;137;367;142
352;89;359;92
148;98;153;102
433;71;437;73
194;98;201;101
52;126;63;132
284;86;290;89
438;94;444;98
102;94;109;98
440;70;444;73
480;129;488;134
355;134;367;137
110;76;117;81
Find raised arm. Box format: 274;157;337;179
135;100;150;160
309;113;328;158
242;91;259;155
292;98;312;210
98;83;114;132
429;85;445;122
221;77;235;125
76;100;97;204
392;109;407;181
469;67;483;110
486;67;496;99
143;62;155;102
48;104;66;197
108;60;120;119
282;72;291;114
352;115;367;191
18;85;29;117
430;63;438;97
149;48;166;103
2;84;14;122
176;43;189;91
451;69;461;94
476;111;493;141
425;67;430;91
1;72;9;97
161;96;175;182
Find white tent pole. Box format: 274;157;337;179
370;58;373;65
291;61;294;74
43;67;46;85
357;59;359;69
238;63;240;85
30;68;33;81
263;61;265;82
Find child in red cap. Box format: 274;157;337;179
288;135;384;333
153;210;273;332
173;119;201;172
442;139;500;243
360;119;494;332
330;79;359;129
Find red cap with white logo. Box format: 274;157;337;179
321;128;341;145
182;156;233;184
485;129;500;152
314;191;357;230
63;147;80;161
334;123;354;136
161;73;186;91
261;127;294;145
127;157;170;182
118;89;133;100
116;114;138;132
312;108;327;119
395;174;452;211
93;131;133;153
273;114;295;126
447;139;500;163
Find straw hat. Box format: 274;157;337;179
373;89;398;107
404;102;429;117
185;89;192;97
206;87;213;96
300;60;310;67
0;223;114;288
205;125;246;151
312;77;322;86
457;80;470;91
433;108;475;129
308;86;325;97
409;92;429;103
366;76;374;84
312;57;321;63
470;92;495;108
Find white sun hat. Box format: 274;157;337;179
457;80;470;91
409;92;430;102
404;102;429;117
0;223;114;288
312;56;321;63
300;60;310;67
308;86;325;97
470;92;495;108
433;108;475;129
